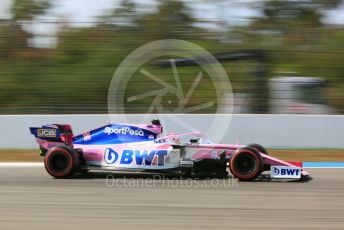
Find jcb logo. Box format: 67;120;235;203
37;129;56;138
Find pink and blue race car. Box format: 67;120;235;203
30;120;310;181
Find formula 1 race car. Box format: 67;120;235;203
29;120;310;181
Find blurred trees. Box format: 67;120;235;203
0;0;344;114
12;0;50;20
136;0;195;40
0;0;51;113
1;0;50;59
239;0;344;110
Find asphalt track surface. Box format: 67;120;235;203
0;168;343;230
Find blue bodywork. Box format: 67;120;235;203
73;124;158;145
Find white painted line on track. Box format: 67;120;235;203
0;162;344;168
0;162;43;167
303;162;344;168
303;167;344;169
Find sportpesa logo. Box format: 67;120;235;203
104;126;144;136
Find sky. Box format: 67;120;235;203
0;0;343;47
0;0;12;19
1;0;343;25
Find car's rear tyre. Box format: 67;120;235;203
229;147;263;181
44;146;80;178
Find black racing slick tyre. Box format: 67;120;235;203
247;143;269;155
229;147;264;181
247;143;270;172
44;146;80;178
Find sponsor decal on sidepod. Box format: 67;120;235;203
104;126;144;136
104;148;168;166
271;166;301;179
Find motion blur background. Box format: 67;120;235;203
1;0;344;115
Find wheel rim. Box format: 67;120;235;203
50;153;70;173
233;153;257;176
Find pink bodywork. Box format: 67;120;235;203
34;124;309;176
152;131;310;176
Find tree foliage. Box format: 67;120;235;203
0;0;344;114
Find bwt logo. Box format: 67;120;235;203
104;126;144;136
104;148;168;166
273;167;300;176
104;148;119;164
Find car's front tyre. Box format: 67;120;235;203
229;147;263;181
247;143;269;155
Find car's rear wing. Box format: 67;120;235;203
29;124;74;147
